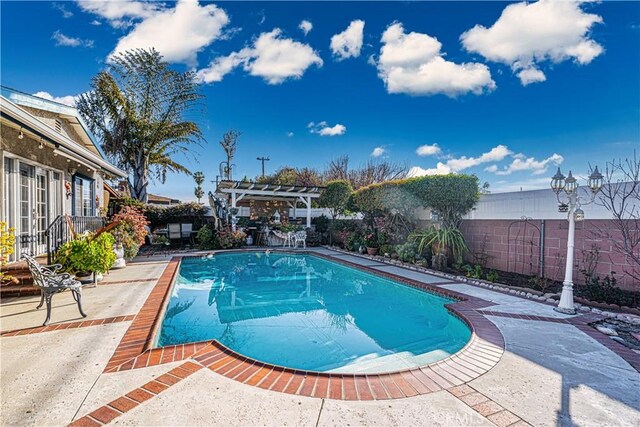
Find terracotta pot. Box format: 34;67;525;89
366;247;379;256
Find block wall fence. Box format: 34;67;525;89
459;219;638;291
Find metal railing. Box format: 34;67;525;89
44;215;106;264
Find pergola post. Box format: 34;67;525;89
231;191;237;231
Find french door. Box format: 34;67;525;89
14;162;58;256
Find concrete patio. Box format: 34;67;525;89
1;249;638;427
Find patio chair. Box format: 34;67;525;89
168;223;181;244
293;231;307;248
284;232;294;248
23;254;87;326
181;223;193;245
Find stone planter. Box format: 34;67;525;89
366;247;379;256
112;244;126;269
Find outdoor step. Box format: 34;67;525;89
0;284;40;297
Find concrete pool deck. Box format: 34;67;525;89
1;248;639;426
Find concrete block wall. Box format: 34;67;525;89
460;219;638;291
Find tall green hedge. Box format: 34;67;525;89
350;174;479;227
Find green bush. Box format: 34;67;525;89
396;241;419;263
197;225;246;250
143;202;209;230
197;224;218;250
55;233;116;274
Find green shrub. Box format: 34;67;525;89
486;269;499;282
577;273;635;306
396;241;419;263
55;233;116;274
197;224;218;250
464;264;483;279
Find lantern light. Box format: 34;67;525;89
550;167;566;194
564;171;577;194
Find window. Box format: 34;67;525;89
73;175;94;216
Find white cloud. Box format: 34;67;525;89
371;147;385;157
76;0;161;28
91;20;102;26
287;131;294;137
197;28;323;84
330;20;365;60
33;91;79;107
375;23;495;97
308;121;346;137
416;143;441;157
517;67;547;86
53;3;73;18
108;0;229;66
299;20;313;36
486;153;564;176
461;0;603;85
52;31;94;48
408;144;512;176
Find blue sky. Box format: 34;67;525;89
2;1;639;200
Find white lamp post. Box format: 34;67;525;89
550;166;604;314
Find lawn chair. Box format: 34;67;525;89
23;254;87;326
181;223;193;245
168;223;182;246
293;231;307;248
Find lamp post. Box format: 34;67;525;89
550;166;604;314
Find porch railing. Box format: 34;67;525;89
44;215;106;264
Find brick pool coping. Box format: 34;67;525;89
102;249;507;401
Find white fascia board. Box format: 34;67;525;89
220;188;321;198
1;96;127;178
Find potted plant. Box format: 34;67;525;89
409;225;467;270
364;232;379;255
55;233;116;284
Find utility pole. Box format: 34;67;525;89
257;157;270;178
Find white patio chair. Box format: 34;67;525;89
168;223;181;242
283;232;294;248
23;254;87;326
293;231;307;248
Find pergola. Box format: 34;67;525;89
216;180;324;228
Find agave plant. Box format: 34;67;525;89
409;225;468;261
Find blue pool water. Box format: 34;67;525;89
156;252;471;373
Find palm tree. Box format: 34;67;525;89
76;48;204;202
193;171;205;203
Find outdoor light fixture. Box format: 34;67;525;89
563;171;577;194
550;167;565;194
550;165;604;314
588;166;604;194
38;138;44;149
18;128;24;139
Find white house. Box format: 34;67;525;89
0;87;127;261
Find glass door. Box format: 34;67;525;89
35;169;48;255
18;163;35;256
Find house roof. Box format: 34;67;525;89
0;86;127;178
148;194;181;204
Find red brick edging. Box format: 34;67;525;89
69;361;203;427
1;315;136;337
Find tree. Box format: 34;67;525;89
319;180;353;244
323;155;408;189
219;130;240;180
193;171;205;204
594;152;640;286
76;48;204;202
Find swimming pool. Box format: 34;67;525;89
156;252;471;373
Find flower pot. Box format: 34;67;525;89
366;247;379;256
112;244;126;269
75;271;94;285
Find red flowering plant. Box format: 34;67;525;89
110;206;149;259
